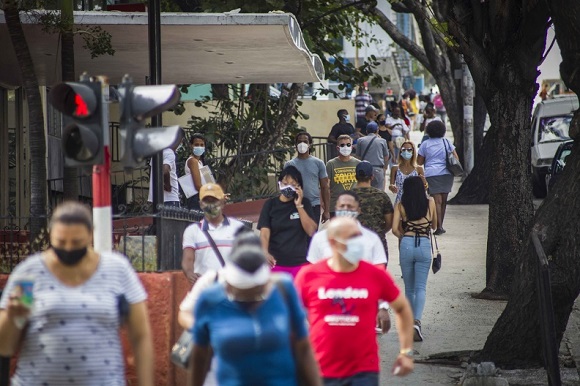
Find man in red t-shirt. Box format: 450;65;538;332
295;217;414;385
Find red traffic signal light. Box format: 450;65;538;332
48;80;104;166
49;83;98;118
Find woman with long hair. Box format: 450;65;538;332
417;120;458;235
185;133;208;211
392;176;437;342
388;140;426;205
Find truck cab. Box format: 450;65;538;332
530;95;578;197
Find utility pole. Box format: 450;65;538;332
93;76;112;253
462;57;474;176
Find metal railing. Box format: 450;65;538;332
531;230;562;386
0;208;253;274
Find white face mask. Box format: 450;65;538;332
335;236;364;264
296;142;309;154
339;145;352;156
344;114;351;123
336;210;359;219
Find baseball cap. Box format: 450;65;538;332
200;183;225;200
356;161;373;178
365;105;378;113
366;121;378;133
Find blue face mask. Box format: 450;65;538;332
401;150;413;160
193;146;205;156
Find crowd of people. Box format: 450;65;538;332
0;86;462;385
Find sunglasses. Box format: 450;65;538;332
338;143;352;148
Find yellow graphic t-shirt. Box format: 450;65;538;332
326;157;360;211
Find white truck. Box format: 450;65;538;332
530;95;578;198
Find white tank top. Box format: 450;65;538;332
185;156;204;195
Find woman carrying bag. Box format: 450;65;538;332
389;140;427;205
392;177;437;343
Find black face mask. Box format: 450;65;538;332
379;120;386;126
52;245;88;266
280;187;296;199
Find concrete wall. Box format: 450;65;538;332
0;271;191;386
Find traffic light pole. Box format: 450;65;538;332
93;77;112;253
148;0;164;268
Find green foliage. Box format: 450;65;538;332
36;10;115;58
180;86;302;202
428;18;459;48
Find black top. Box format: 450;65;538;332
356;118;372;135
378;129;392;142
258;197;315;266
403;216;432;247
329;122;355;139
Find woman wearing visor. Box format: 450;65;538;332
188;246;321;386
258;166;318;277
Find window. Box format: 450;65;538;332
538;115;572;143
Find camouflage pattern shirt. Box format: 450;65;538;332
353;186;394;253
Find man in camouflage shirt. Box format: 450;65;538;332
352;161;394;261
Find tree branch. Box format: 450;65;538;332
370;6;432;72
302;0;374;29
390;2;411;14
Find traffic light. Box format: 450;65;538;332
117;75;182;169
49;78;103;167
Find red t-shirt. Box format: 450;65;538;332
294;260;401;378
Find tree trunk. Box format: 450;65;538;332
480;0;580;366
479;90;535;299
4;4;48;245
61;0;80;201
480;140;580;364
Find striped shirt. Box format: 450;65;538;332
0;252;147;386
182;217;246;274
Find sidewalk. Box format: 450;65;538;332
377;134;580;384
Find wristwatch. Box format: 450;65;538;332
399;348;414;358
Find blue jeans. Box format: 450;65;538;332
399;236;432;320
323;372;379;386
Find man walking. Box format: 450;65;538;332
352;162;394;261
285;131;330;224
295;217;415;385
181;183;246;285
328;109;355;159
355;122;389;190
148;140;182;207
326;135;360;218
355;105;378;137
354;85;373;123
307;191;387;268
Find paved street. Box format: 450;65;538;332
374;130;580;384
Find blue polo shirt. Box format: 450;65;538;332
192;276;308;386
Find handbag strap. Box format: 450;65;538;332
361;135;378;161
200;222;226;267
430;230;440;257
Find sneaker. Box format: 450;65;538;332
413;320;424;342
433;228;445;236
376;327;384;334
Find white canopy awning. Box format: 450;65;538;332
0;11;324;88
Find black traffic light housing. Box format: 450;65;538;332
117;75;182;169
49;77;104;167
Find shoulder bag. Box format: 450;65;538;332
430;230;441;274
444;138;464;177
170;223;225;369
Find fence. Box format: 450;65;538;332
531;230;562;386
0;207;253;274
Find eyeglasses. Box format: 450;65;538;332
401;148;413;152
338;143;352;148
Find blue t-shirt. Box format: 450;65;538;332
192;276;308;386
418;137;455;177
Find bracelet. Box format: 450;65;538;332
400;348;413;357
296;205;304;209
